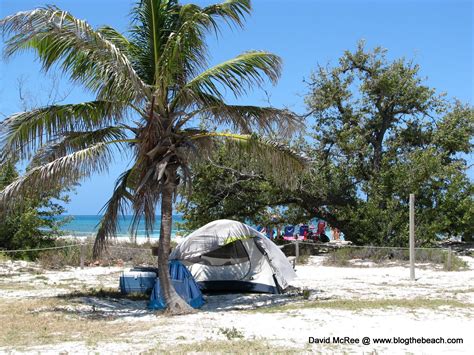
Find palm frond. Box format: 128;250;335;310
190;132;308;189
205;104;302;137
155;1;252;90
154;4;210;91
175;91;303;137
93;169;134;257
0;143;113;206
97;25;137;54
129;0;182;86
1;6;150;102
203;0;251;29
180;51;282;100
0;101;124;161
29;126;129;167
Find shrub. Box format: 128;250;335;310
0;252;10;262
302;288;311;300
296;253;310;265
0;162;71;260
38;238;159;269
324;246;468;271
37;242;83;269
443;251;468;271
218;327;244;340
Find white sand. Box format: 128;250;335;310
61;234;185;245
0;255;473;354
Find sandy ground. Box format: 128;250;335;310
62;234;186;245
0;256;473;354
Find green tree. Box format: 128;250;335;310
306;43;473;245
0;162;70;259
180;43;473;246
0;0;304;313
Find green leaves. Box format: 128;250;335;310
203;0;251;29
0;163;69;258
190;132;308;190
0;101;126;161
433;102;474;155
174;91;302;137
29;126;129;168
183;51;282;99
305;43;473;245
1;6;150;102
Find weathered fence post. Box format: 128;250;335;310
447;247;453;271
80;243;85;270
409;193;415;281
295;240;300;262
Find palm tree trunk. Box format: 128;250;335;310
157;167;194;315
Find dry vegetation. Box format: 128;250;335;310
147;340;299;354
36;238;161;269
323;247;468;270
246;298;473;314
0;298;154;348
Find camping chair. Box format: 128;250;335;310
283;225;296;240
299;225;309;240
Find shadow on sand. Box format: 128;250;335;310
48;287;326;320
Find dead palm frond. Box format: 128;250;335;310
0;142;114;208
94;169;134;256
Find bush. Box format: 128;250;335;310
37;241;84;269
0;162;71;260
296;253;310;265
37;238;160;269
324;246;468;271
0;252;10;262
443;251;468;271
218;327;244;340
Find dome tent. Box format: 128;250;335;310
170;220;296;294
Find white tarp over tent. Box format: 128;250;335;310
170;220;296;293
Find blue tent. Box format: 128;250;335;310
148;260;205;310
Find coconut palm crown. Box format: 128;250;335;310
0;0;305;313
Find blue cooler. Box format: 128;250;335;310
119;270;157;294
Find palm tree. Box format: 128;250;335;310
0;0;305;314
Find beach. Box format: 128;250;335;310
0;255;472;353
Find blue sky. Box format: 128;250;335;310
1;0;472;214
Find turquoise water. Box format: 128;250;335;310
60;215;185;238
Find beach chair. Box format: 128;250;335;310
283;225;295;241
299;225;309;240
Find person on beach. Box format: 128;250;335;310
331;226;340;241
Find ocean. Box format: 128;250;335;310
60;215;186;239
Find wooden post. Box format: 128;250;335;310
409;194;415;281
447;247;453;271
80;243;85;270
295;240;300;262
